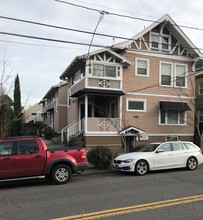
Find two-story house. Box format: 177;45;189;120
40;82;68;133
60;14;203;152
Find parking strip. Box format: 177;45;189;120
51;194;203;220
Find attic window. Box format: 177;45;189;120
151;32;170;51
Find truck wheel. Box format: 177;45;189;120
51;164;72;184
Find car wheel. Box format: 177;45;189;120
135;160;148;175
51;164;72;184
186;157;197;170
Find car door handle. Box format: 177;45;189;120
3;157;11;161
35;155;42;158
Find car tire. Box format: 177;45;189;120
51;164;72;184
135;160;148;175
186;157;197;170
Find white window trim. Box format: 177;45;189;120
159;62;188;88
135;58;149;77
150;32;171;51
159;110;187;126
174;63;188;88
127;98;146;112
159;61;173;87
89;61;122;79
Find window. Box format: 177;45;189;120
158;143;171;152
17;140;39;155
151;32;170;50
160;62;188;87
183;142;196;150
127;99;146;112
172;142;184;151
160;110;185;125
136;59;149;76
151;34;159;48
199;82;203;95
0;142;13;156
175;64;187;87
93;64;117;78
160;62;172;86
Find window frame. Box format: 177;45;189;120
127;99;146;112
175;63;187;88
150;32;171;51
159;61;173;87
135;58;149;77
92;63;118;78
159;62;188;88
160;109;186;125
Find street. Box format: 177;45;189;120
1;166;203;220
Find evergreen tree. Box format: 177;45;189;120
13;74;22;136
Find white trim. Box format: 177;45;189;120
126;98;146;112
135;58;150;77
159;61;173;87
125;92;194;99
127;50;193;62
174;63;188;88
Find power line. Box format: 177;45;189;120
1;15;203;52
0;31;107;48
0;39;87;50
55;0;203;31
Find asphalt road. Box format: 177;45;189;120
1;166;203;220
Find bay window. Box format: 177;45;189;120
93;64;117;78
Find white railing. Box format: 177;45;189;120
61;118;85;143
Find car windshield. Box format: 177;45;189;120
138;143;160;152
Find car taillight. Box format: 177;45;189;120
80;151;86;159
199;149;202;154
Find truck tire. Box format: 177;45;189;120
51;164;72;184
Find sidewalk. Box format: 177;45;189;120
79;165;115;175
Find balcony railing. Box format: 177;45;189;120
71;77;122;96
61;117;120;143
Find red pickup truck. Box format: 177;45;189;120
0;137;89;184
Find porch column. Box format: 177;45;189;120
85;94;88;132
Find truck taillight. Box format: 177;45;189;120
80;151;86;159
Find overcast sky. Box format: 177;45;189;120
1;0;203;108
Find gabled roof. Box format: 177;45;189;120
60;48;132;79
120;125;145;135
42;81;68;100
113;14;202;58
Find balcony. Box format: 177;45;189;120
87;117;120;133
47;99;57;110
71;77;123;97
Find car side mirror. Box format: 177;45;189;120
156;149;164;153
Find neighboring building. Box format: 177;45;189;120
194;65;203;147
59;14;202;152
23;103;43;123
40;82;68;133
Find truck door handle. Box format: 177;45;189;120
3;158;11;161
35;155;42;158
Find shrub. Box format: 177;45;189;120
68;136;84;148
42;126;56;140
51;136;61;145
87;146;113;169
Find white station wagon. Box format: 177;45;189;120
113;141;203;175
